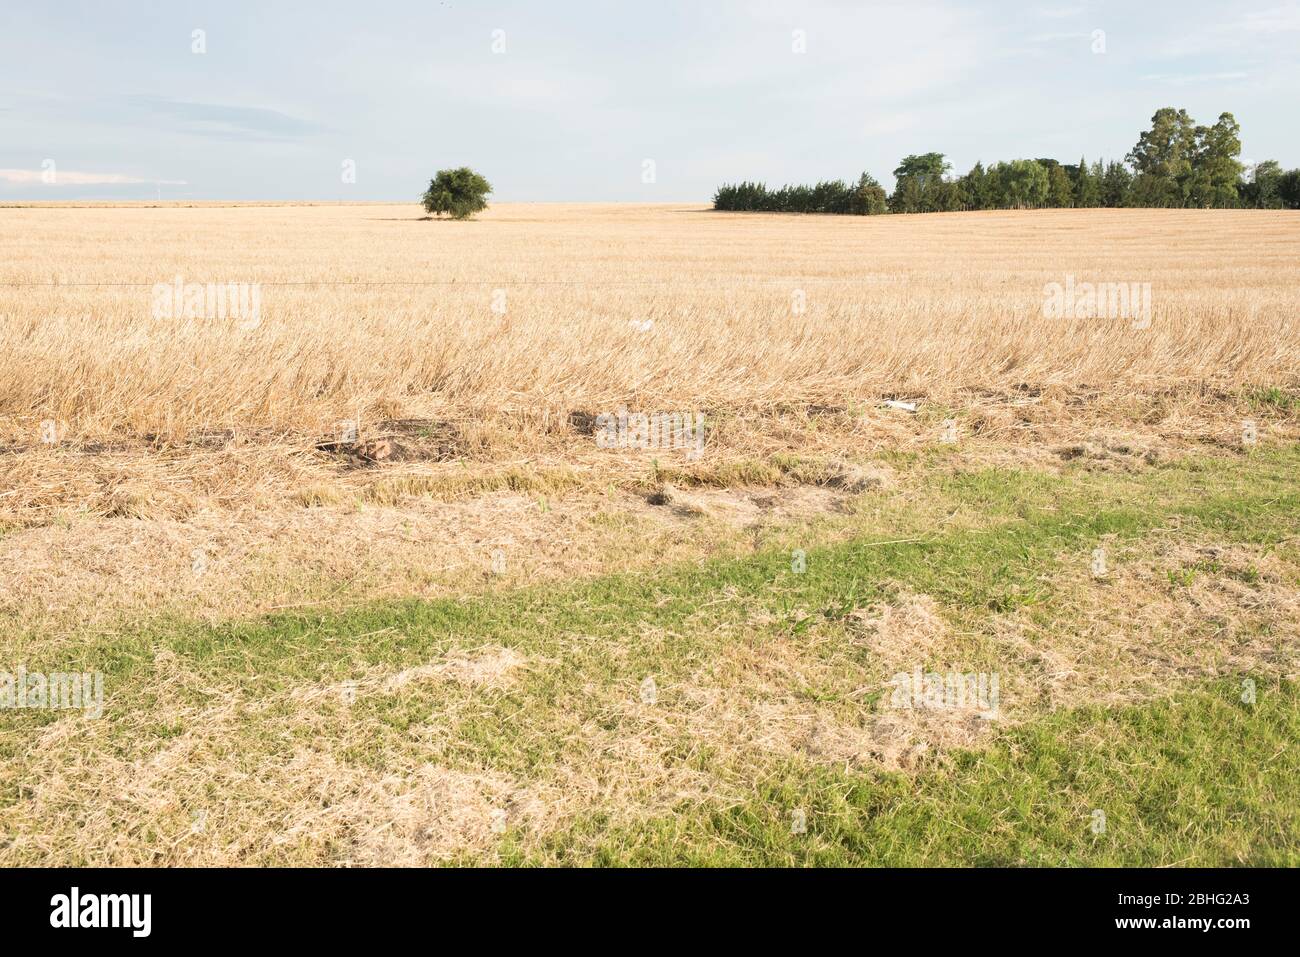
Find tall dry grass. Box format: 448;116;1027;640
2;204;1297;445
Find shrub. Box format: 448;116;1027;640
422;167;492;220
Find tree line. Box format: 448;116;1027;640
713;108;1300;214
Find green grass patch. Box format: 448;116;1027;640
524;680;1297;866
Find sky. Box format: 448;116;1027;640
2;0;1298;201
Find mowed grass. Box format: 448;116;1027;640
2;445;1296;865
11;445;1298;689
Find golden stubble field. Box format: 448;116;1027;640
3;203;1298;441
1;203;1298;630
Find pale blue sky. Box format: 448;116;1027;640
2;0;1297;201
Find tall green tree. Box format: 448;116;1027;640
890;153;951;213
892;153;950;182
929;178;963;212
1188;112;1243;208
888;175;924;213
848;172;888;214
1240;160;1284;209
1100;160;1134;207
960;161;994;210
1073;155;1101;207
1279;168;1300;210
991;160;1049;208
1127;107;1196;206
1047;163;1075;207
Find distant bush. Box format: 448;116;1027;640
713;172;887;215
422;167;492;220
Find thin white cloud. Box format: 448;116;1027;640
0;169;187;185
863;111;919;137
1036;4;1087;18
1239;3;1300;32
1026;30;1091;42
1140;71;1250;85
1159;3;1300;56
124;97;326;141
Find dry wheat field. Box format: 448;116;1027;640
4;203;1298;439
2;203;1296;621
1;203;1298;866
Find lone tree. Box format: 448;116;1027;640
422;167;492;220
